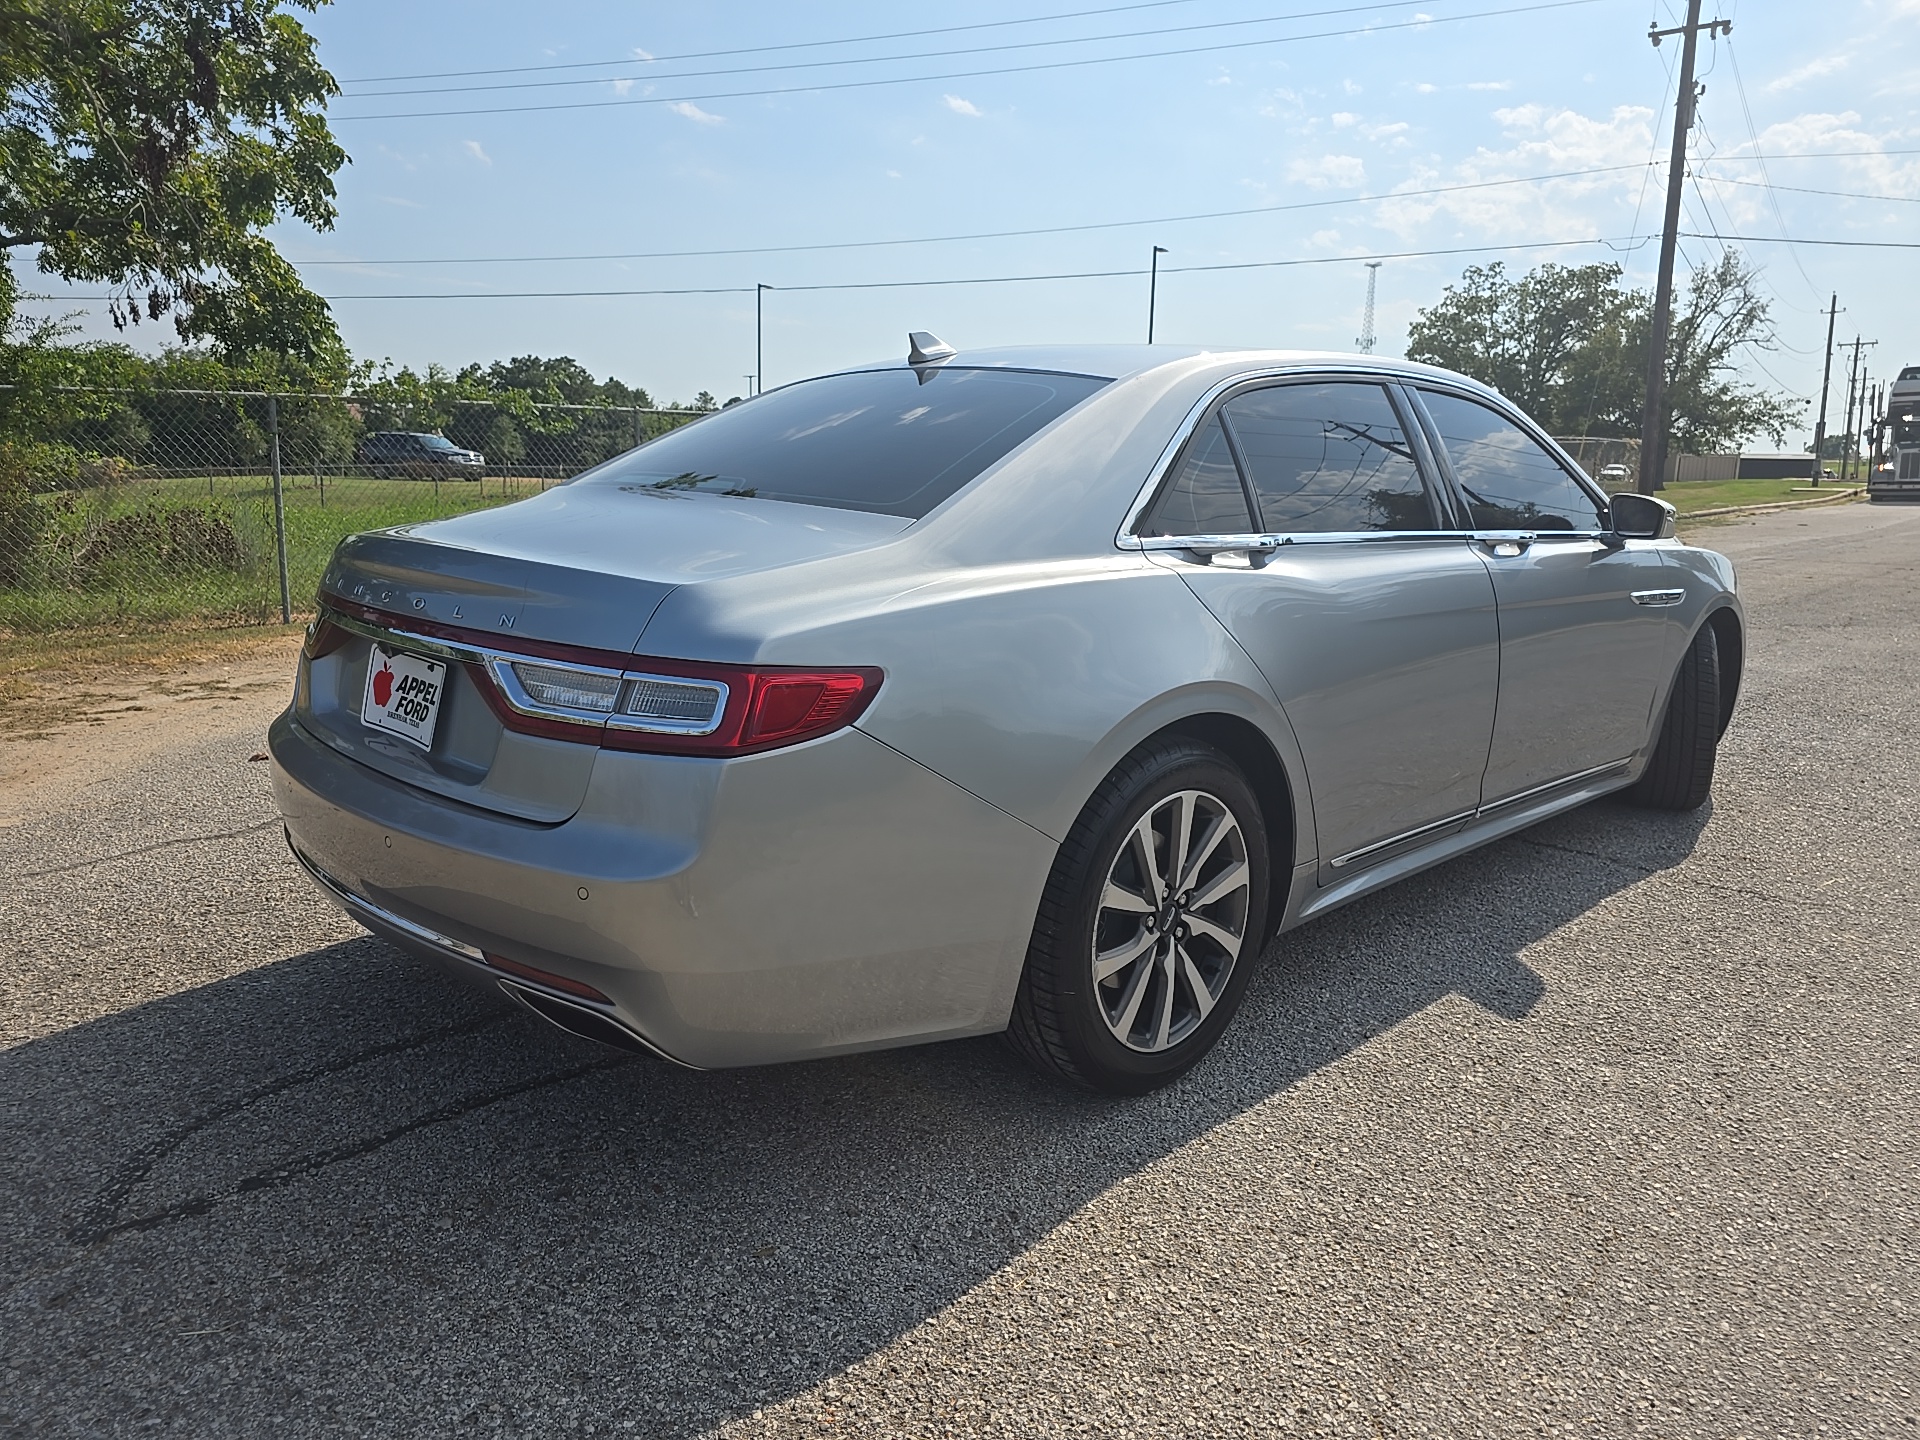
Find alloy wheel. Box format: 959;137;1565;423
1090;788;1251;1053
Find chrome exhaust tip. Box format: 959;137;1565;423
495;979;680;1062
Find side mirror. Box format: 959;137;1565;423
1607;491;1677;541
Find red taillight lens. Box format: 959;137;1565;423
304;616;350;661
744;672;872;745
600;664;883;757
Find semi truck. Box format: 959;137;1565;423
1870;365;1920;501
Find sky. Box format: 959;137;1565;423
17;0;1920;438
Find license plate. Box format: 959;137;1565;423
361;645;446;750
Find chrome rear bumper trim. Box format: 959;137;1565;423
287;831;692;1067
289;837;486;962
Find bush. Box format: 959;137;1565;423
68;502;249;584
0;443;52;585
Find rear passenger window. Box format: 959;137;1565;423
1138;416;1255;535
1220;382;1437;533
1418;390;1605;531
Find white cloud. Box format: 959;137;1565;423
1372;104;1657;242
612;78;634;96
886;169;902;179
1343;79;1362;95
1735;111;1920;195
667;101;724;125
1465;81;1512;92
1332;111;1359;128
1208;71;1232;86
1287;154;1367;188
1415;83;1438;95
1362;120;1412;144
463;140;491;166
632;47;654;61
1767;54;1850;92
943;94;984;117
378;195;425;209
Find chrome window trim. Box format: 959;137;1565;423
1116;362;1443;548
1136;529;1487;555
318;604;727;737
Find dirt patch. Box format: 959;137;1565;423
0;627;303;822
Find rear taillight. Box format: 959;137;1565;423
600;664;882;756
484;657;880;755
320;597;881;758
304;616;350;661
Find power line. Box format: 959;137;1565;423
31;237;1627;305
339;0;1204;84
1720;38;1819;301
332;0;1616;122
343;1;1435;99
1697;174;1920;205
287;164;1651;267
1681;233;1920;248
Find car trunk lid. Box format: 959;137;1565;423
296;485;910;822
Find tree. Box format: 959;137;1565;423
1405;261;1633;422
1406;252;1800;453
1;0;347;367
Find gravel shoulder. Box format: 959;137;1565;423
2;505;1915;1438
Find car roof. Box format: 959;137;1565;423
820;342;1510;400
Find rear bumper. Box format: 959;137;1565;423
270;709;1054;1068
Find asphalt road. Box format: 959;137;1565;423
2;502;1915;1438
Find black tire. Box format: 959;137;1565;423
1008;738;1270;1094
1627;621;1721;811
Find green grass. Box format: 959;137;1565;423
0;471;551;635
1660;475;1861;514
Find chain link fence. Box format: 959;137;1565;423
0;385;702;635
1554;435;1642;482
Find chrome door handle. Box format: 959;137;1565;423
1473;531;1535;557
1630;588;1686;607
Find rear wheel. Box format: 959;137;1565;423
1627;622;1722;811
1009;738;1270;1094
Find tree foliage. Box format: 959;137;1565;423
1406;252;1801;453
0;0;346;366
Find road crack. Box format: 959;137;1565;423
11;819;282;882
65;1012;515;1248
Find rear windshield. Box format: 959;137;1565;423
1900;367;1920;380
579;366;1110;518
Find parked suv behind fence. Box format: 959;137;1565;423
356;431;485;480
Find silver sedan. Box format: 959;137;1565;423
272;341;1743;1093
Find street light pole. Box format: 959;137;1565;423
756;283;771;395
1147;246;1168;344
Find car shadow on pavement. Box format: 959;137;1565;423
1;800;1709;1437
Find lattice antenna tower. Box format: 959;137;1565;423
1357;261;1383;354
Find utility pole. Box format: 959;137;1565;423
1638;1;1732;494
1357;261;1383;354
1841;339;1861;483
755;283;771;395
1147;246;1169;343
1838;338;1877;481
1810;294;1839;485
